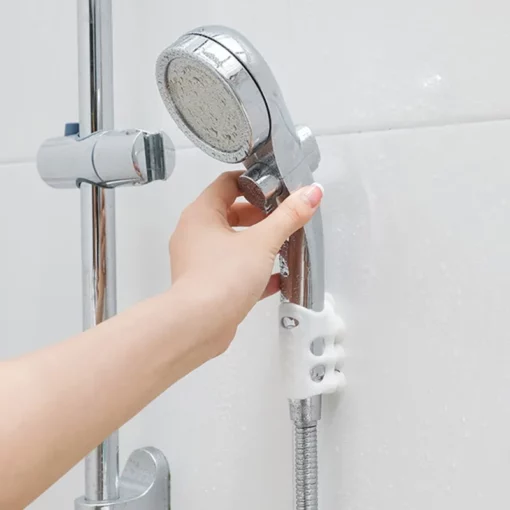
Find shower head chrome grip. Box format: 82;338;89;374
156;26;324;312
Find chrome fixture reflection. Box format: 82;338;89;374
37;1;172;509
156;26;325;510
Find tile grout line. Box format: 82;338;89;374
313;115;510;138
2;115;510;169
0;157;37;167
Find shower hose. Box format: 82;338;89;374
294;423;318;510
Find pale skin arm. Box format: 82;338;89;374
0;171;324;509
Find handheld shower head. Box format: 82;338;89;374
156;28;338;510
156;26;323;310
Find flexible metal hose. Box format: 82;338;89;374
294;424;318;510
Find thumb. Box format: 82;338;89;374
251;183;324;251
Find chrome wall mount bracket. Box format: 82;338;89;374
37;123;174;506
37;128;175;189
75;447;170;510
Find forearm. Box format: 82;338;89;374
0;171;319;509
0;283;217;509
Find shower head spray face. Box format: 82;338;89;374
166;57;251;154
156;30;271;164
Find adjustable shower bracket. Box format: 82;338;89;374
280;293;346;401
75;447;170;510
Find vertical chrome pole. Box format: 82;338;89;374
77;0;120;502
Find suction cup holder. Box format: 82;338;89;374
280;294;346;400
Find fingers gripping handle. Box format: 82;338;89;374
279;294;346;400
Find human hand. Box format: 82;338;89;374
169;171;323;355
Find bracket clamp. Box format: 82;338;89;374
75;447;170;510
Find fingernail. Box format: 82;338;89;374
301;183;324;207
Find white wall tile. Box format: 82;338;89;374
0;1;78;162
0;120;505;507
13;120;509;508
0;0;144;163
316;123;510;509
112;122;510;510
114;0;510;147
0;162;83;509
4;2;510;509
5;1;510;161
0;163;82;358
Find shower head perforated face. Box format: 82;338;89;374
166;58;250;154
156;30;271;163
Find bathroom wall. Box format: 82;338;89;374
2;1;510;508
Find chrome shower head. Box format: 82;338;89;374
156;26;324;311
156;26;320;184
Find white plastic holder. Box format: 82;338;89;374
279;293;346;400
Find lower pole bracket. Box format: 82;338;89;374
75;447;170;510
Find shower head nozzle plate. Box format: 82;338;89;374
166;57;250;154
156;32;270;164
